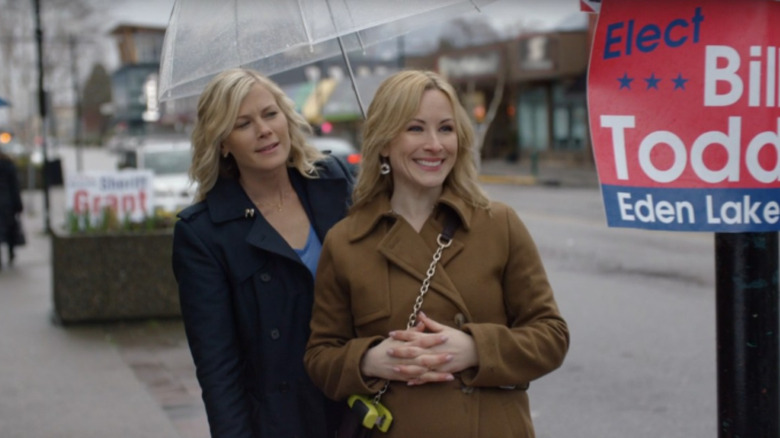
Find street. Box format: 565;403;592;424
484;184;717;438
16;146;718;437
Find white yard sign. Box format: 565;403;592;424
65;170;155;224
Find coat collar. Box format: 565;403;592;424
204;166;348;262
347;185;474;242
295;167;350;241
205;177;253;223
345;186;479;319
206;168;346;235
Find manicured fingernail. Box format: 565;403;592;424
446;375;454;381
419;311;427;318
387;349;394;355
445;354;454;362
392;367;400;373
388;331;397;337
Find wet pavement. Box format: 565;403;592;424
108;319;209;438
0;187;209;438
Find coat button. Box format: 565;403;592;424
270;329;280;340
454;313;466;329
461;385;475;394
260;273;271;282
277;381;290;392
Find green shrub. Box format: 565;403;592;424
65;207;177;234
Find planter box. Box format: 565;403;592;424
52;230;181;323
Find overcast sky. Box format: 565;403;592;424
481;0;585;30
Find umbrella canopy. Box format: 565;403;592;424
158;0;495;102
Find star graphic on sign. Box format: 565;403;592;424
672;73;689;90
644;73;661;90
617;73;633;89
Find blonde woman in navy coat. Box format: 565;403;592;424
172;68;353;438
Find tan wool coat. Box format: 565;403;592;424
305;188;569;437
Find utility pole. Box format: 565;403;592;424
33;0;51;233
69;35;83;172
715;232;779;437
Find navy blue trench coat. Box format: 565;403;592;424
172;157;352;438
0;157;23;245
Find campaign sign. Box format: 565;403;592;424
588;0;780;232
65;170;155;226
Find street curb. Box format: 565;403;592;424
478;174;537;185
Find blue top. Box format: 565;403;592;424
294;222;322;278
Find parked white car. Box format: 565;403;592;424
118;137;196;214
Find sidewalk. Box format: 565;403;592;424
0;157;599;438
479;158;600;188
0;189;208;438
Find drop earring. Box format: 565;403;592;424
379;158;391;175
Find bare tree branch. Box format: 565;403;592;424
472;68;505;172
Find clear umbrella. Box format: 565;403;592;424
158;0;495;116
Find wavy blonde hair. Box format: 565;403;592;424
352;70;489;210
190;68;324;202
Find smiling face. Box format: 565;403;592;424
221;83;291;176
382;89;458;199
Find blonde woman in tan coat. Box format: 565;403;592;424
305;70;569;437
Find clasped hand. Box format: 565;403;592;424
360;312;477;386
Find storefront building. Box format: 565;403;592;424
409;28;591;164
509;30;590;163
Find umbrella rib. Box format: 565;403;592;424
296;0;315;52
341;1;365;53
233;0;243;65
325;0;367;119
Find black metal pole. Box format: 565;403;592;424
69;35;83;172
715;232;779;437
33;0;51;233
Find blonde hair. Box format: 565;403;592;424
190;68;324;202
352;70;489;210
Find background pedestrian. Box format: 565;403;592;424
0;150;23;270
